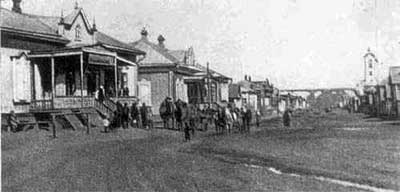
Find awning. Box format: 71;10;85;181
183;76;205;83
117;56;137;66
28;45;116;58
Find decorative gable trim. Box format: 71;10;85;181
62;8;93;34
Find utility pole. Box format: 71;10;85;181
207;62;211;104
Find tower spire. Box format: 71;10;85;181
74;1;79;9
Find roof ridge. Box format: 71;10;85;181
32;15;58;33
133;38;179;63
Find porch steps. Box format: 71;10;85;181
78;108;103;128
62;110;85;131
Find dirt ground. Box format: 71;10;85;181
2;110;399;192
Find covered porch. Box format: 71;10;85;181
29;46;137;111
184;76;219;105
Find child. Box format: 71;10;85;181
103;114;110;133
255;110;261;127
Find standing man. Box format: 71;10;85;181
240;108;246;133
140;103;148;129
283;109;291;127
245;107;252;133
255;110;261;127
130;102;141;128
123;86;129;97
181;103;191;141
116;101;123;129
122;103;130;129
98;86;105;103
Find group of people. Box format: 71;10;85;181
104;101;153;132
214;104;259;134
159;97;262;141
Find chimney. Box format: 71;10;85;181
57;10;65;35
92;17;97;32
140;28;148;40
12;0;22;14
157;35;165;49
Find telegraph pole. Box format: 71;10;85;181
207;62;211;104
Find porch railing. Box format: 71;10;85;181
30;100;53;111
94;99;115;117
110;97;137;106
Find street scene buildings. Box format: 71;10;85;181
1;0;400;191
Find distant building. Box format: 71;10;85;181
229;76;279;114
389;66;400;117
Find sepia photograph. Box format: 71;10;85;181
0;0;399;191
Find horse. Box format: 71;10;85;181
174;99;185;131
214;106;227;134
159;97;175;129
225;107;234;134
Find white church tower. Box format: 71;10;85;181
363;48;378;86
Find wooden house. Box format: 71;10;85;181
1;1;144;130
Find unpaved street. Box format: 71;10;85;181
2;110;400;192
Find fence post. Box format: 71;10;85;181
87;113;90;134
52;114;56;138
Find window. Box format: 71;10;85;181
368;59;373;68
369;71;373;76
75;24;81;41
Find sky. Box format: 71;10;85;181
2;0;400;89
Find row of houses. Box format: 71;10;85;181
357;49;400;118
229;75;307;115
0;1;232;117
0;1;308;129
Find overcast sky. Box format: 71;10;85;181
2;0;400;89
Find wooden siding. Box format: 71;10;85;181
138;72;169;114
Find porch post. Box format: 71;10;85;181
80;53;84;107
31;61;35;101
114;57;118;98
51;57;55;108
197;83;201;104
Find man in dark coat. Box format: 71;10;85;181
98;86;105;103
175;99;183;131
116;101;123;128
181;103;191;141
240;108;246;133
140;103;148;129
245;108;252;133
283;109;291;127
122;103;130;129
130;102;141;128
123;87;129;97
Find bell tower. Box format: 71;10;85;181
363;48;378;86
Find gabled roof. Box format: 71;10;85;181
194;64;231;80
169;50;186;63
389;66;400;84
1;7;142;55
0;8;67;42
63;8;92;30
95;32;145;54
130;38;180;63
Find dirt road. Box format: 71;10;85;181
2;110;399;191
